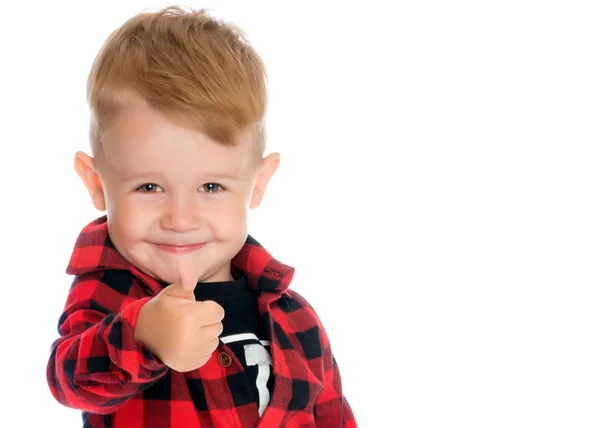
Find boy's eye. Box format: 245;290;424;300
136;183;162;193
201;183;223;193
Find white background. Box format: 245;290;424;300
1;0;599;426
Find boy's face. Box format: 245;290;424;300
76;99;279;284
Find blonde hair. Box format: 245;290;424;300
87;5;267;162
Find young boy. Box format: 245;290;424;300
46;5;356;428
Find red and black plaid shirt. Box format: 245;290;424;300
46;216;356;427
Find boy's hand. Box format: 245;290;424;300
134;259;224;372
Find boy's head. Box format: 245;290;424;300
75;6;279;284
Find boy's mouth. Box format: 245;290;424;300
154;243;206;253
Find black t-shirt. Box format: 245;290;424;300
194;274;274;416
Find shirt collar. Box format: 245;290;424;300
66;215;295;295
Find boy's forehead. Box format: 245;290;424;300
101;106;254;177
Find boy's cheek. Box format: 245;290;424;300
108;195;150;218
215;202;248;228
107;201;150;233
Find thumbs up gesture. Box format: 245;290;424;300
134;259;225;372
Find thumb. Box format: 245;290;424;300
167;259;198;300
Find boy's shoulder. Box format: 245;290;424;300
65;216;167;298
274;288;314;313
66;215;129;276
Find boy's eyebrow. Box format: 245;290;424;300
208;172;240;180
120;171;239;181
120;171;162;182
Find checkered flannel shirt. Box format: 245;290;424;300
46;216;356;427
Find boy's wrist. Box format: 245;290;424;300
133;299;154;346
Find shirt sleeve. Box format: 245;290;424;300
46;270;168;414
313;331;357;427
284;290;357;427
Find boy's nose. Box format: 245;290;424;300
160;197;201;232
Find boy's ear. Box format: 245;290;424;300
74;151;106;211
250;152;280;209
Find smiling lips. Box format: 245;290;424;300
155;243;206;253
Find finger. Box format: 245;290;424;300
168;259;198;300
195;322;224;342
195;300;225;325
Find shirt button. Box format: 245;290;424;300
218;351;232;367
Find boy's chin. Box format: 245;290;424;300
136;266;174;285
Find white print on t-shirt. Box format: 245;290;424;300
220;333;273;416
